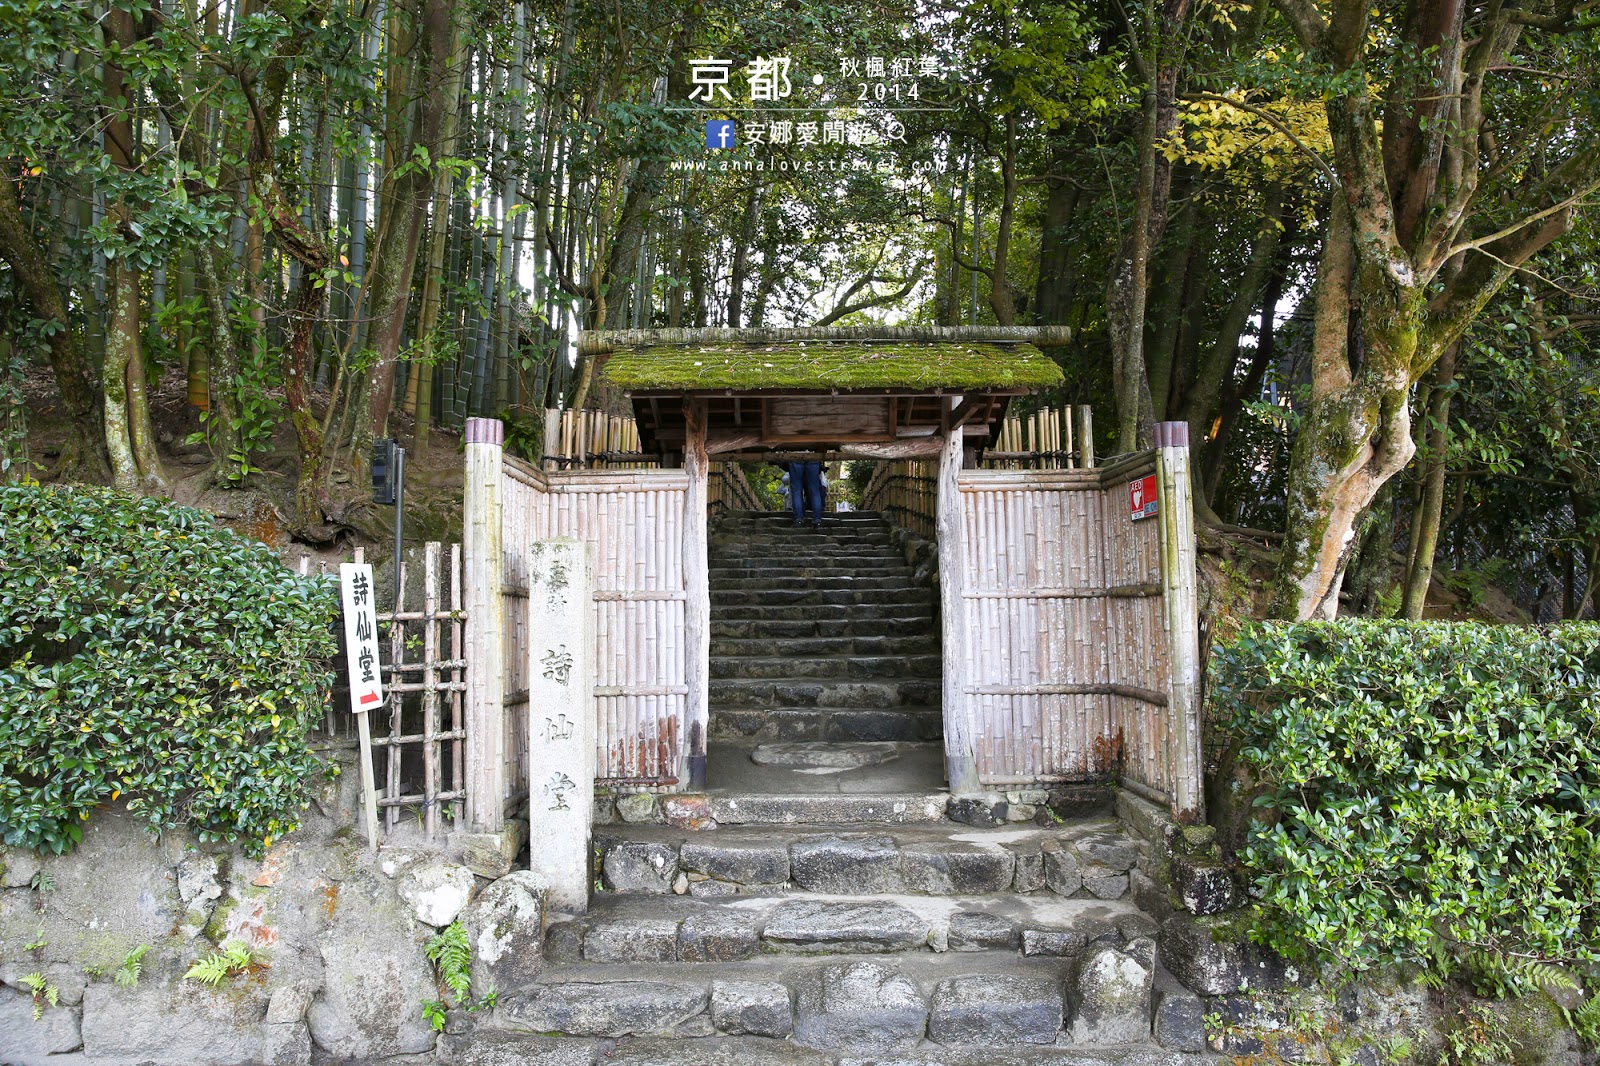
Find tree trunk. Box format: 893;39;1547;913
988;112;1018;326
364;0;453;440
1400;341;1458;617
1106;0;1191;452
0;176;108;478
1032;147;1078;326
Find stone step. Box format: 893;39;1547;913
708;790;953;825
710;655;943;681
712;706;943;743
720;515;888;530
711;588;935;608
489;943;1192;1054
710;635;940;658
711;549;906;563
710;574;924;592
710;678;940;709
595;819;1141;900
709;564;916;579
713;605;934;624
710;532;893;548
711;617;937;640
551;893;1156;968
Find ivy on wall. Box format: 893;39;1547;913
1213;621;1600;987
0;484;338;856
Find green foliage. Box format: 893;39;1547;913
1565;991;1600;1047
1437;1003;1515;1066
424;921;472;1003
1214;621;1600;988
422;920;497;1025
0;484;338;856
183;940;258;987
17;972;58;1020
114;944;149;989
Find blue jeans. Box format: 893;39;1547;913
789;461;824;523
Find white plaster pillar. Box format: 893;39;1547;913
1154;420;1203;821
462;416;505;833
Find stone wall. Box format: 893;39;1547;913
0;749;537;1066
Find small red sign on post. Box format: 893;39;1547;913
1130;474;1159;521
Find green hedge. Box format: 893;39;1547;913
0;484;338;856
1213;621;1600;982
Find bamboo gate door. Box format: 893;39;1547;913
874;417;1204;820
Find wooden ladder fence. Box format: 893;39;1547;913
305;542;467;840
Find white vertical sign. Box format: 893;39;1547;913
339;563;385;714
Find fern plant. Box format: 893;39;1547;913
425;922;472;1002
114;945;149;989
1562;990;1600;1048
18;972;59;1020
184;940;258;988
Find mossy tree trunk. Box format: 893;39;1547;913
1268;0;1595;618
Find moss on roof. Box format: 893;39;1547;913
600;341;1065;392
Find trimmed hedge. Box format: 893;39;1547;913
0;484;337;856
1213;621;1600;981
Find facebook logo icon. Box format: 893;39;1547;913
705;120;735;149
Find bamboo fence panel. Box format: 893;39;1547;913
504;460;691;789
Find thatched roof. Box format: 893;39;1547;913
599;339;1065;394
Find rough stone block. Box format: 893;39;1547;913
663;795;718;831
399;861;477;927
764;899;929;954
82;980;277;1066
945;795;1008;828
602;842;679;894
1153;986;1207;1051
1073;833;1139;870
615;794;659;823
679;911;760;962
1160;913;1294;996
928;974;1063;1046
793;961;926;1050
1131;867;1176;924
947;910;1019;951
452;822;529;880
1082;865;1130;900
435;1031;601;1065
543;919;586;963
499;981;708;1037
789;835;900;893
0;988;80;1060
680;841;789;886
1043;843;1082;896
1021;928;1087;957
1115;911;1161;943
307;867;441;1059
459;871;546;994
1011;847;1045;893
711;980;793;1037
1070;943;1153;1045
1173;854;1240;915
583;917;680;962
0;847;42;889
898;843;1013;894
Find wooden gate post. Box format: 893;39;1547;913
682;397;710;790
463;416;506;832
1154;421;1203;821
938;423;980;793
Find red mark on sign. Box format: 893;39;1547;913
359;692;381;706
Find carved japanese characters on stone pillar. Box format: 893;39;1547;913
527;538;595;914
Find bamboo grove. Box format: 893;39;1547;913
2;0;1600;618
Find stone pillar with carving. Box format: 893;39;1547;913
526;537;595;914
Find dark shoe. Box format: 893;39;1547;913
792;520;804;528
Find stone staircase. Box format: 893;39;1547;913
460;511;1213;1064
708;511;943;745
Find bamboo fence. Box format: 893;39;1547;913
304;543;466;838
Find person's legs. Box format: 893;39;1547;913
802;462;825;525
788;472;804;525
